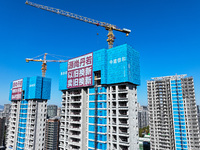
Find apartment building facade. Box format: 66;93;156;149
6;76;51;150
147;75;200;150
45;117;60;150
138;104;149;129
47;105;58;119
59;44;140;150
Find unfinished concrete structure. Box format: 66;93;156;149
6;76;51;150
59;44;140;150
147;74;200;150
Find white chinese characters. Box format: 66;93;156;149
67;53;93;88
109;57;126;64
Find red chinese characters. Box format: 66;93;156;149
67;53;93;88
11;79;23;100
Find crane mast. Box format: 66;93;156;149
25;1;131;49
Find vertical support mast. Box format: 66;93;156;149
41;53;47;77
107;28;115;49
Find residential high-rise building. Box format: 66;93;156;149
147;74;200;150
59;44;140;150
47;105;58;118
3;104;10;126
0;104;11;149
6;76;51;150
138;104;149;129
45;117;60;150
0;117;6;147
197;105;200;135
57;107;61;117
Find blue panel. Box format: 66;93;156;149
89;87;107;94
127;45;140;85
93;48;107;85
98;94;107;100
89;117;107;124
171;80;188;149
89;133;107;142
98;87;107;93
89;102;95;108
9;82;13;101
107;44;128;84
22;77;30;99
42;78;51;99
98;110;107;116
89;133;95;139
89;117;95;123
89;125;95;132
88;125;107;133
19;76;52;100
97;143;107;150
89;110;107;116
89;95;95;101
89;88;95;94
89;110;95;116
98;102;107;108
59;62;68;90
88;141;95;148
28;76;43;99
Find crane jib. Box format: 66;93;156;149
25;0;131;48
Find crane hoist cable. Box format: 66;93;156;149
25;1;131;49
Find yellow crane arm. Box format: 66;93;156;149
25;1;131;48
25;53;68;77
26;59;67;63
26;59;43;62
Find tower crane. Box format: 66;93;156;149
25;1;131;49
26;53;68;77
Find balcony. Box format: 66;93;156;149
70;117;81;123
119;118;129;126
112;135;117;142
69;124;81;131
112;94;116;100
119;127;129;135
69;131;81;138
60;135;65;141
112;86;116;92
70;103;81;109
69;145;80;150
118;85;128;92
112;102;116;108
119;102;128;109
69;90;81;96
119;110;128;117
118;93;128;100
119;136;129;144
70;110;81;116
112;118;116;125
69;138;81;145
119;145;129;150
71;98;81;103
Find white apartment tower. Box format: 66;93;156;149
6;76;51;150
147;74;200;150
59;44;140;150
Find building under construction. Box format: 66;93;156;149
59;44;140;150
6;76;51;150
148;75;200;150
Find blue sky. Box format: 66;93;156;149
0;0;200;107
